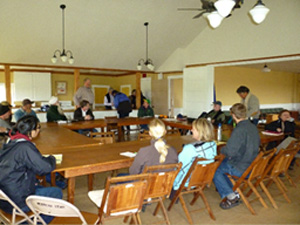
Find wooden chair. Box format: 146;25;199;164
166;129;181;136
141;163;182;225
261;147;299;206
137;130;151;141
168;155;225;224
0;189;34;225
26;196;98;225
226;150;276;214
90;131;115;144
88;174;150;225
105;116;118;133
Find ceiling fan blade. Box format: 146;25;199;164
178;8;203;11
193;11;207;19
201;0;214;10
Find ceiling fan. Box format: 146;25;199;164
178;0;242;19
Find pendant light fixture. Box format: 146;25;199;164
207;10;224;29
137;22;155;71
51;4;74;64
262;64;271;73
249;0;270;24
214;0;236;18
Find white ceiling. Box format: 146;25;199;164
0;0;207;71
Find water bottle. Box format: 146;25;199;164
217;123;222;142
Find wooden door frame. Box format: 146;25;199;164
168;75;183;117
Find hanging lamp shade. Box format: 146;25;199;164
214;0;236;18
249;0;270;24
207;11;224;29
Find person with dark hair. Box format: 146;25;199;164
213;103;260;210
73;78;94;108
0;115;62;223
0;104;12;130
104;88;114;110
112;90;132;133
138;99;154;131
198;101;226;126
74;100;95;121
14;98;39;122
129;89;146;109
236;85;260;125
0;101;14;127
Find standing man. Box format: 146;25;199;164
112;90;132;133
14;99;39;122
236;86;260;125
73;78;95;109
104;88;114;110
213;103;260;210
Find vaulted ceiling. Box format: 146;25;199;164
0;0;208;71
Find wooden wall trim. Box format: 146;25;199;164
4;65;11;103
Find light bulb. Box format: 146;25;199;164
214;0;236;18
51;56;57;64
249;1;270;24
68;57;74;64
137;64;142;70
207;11;224;29
61;55;68;62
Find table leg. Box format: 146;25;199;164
67;177;76;204
118;126;124;142
88;174;94;191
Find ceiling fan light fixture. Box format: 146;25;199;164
262;64;271;73
207;11;224;29
249;0;270;24
214;0;236;18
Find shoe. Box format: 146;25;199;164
219;196;241;210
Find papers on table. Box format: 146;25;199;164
120;152;137;158
163;118;177;122
261;131;284;136
43;154;63;164
57;120;67;124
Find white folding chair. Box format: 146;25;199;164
0;189;34;224
26;196;98;225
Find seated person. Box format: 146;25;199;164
0;101;14;127
172;118;217;191
129;119;178;175
74;100;95;121
199;101;226;126
0;104;12;130
47;96;67;122
104;88;114;110
138;99;154;131
14;98;39;122
213;103;260;210
0;115;62;224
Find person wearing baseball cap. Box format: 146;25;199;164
0;104;12;130
138;99;154;131
14;99;39;122
198;100;226;126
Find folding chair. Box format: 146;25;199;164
142;163;182;225
26;196;98;225
168;155;225;224
0;189;34;225
261;147;299;206
90;131;115;144
226;150;276;214
88;174;150;225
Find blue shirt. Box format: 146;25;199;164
173;141;217;190
14;108;39;122
113;93;130;109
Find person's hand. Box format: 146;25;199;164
85;115;92;120
276;128;282;132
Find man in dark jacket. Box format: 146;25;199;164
199;101;226;126
138;99;154;131
213;103;260;210
74;100;95;121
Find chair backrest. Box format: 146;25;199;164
100;174;149;217
166;129;180;136
138;131;151;141
248;149;276;181
143;163;182;199
26;196;87;225
90;131;115;144
0;189;33;225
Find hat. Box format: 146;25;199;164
49;96;58;105
0;101;12;108
22;98;34;106
144;99;151;105
213;101;222;106
0;105;10;116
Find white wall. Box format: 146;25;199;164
183;66;214;118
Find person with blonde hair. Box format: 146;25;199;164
129;119;178;175
173;118;217;190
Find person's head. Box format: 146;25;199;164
22;98;34;111
213;101;222;111
83;78;91;88
279;110;291;122
236;86;250;99
148;119;169;163
49;96;59;106
192;118;215;142
131;89;136;96
80;100;90;111
143;99;150;108
230;103;247;122
112;90;118;96
0;105;11;120
1;101;12;108
12;115;40;139
108;88;114;94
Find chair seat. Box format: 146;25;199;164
88;189;138;216
50;211;98;224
